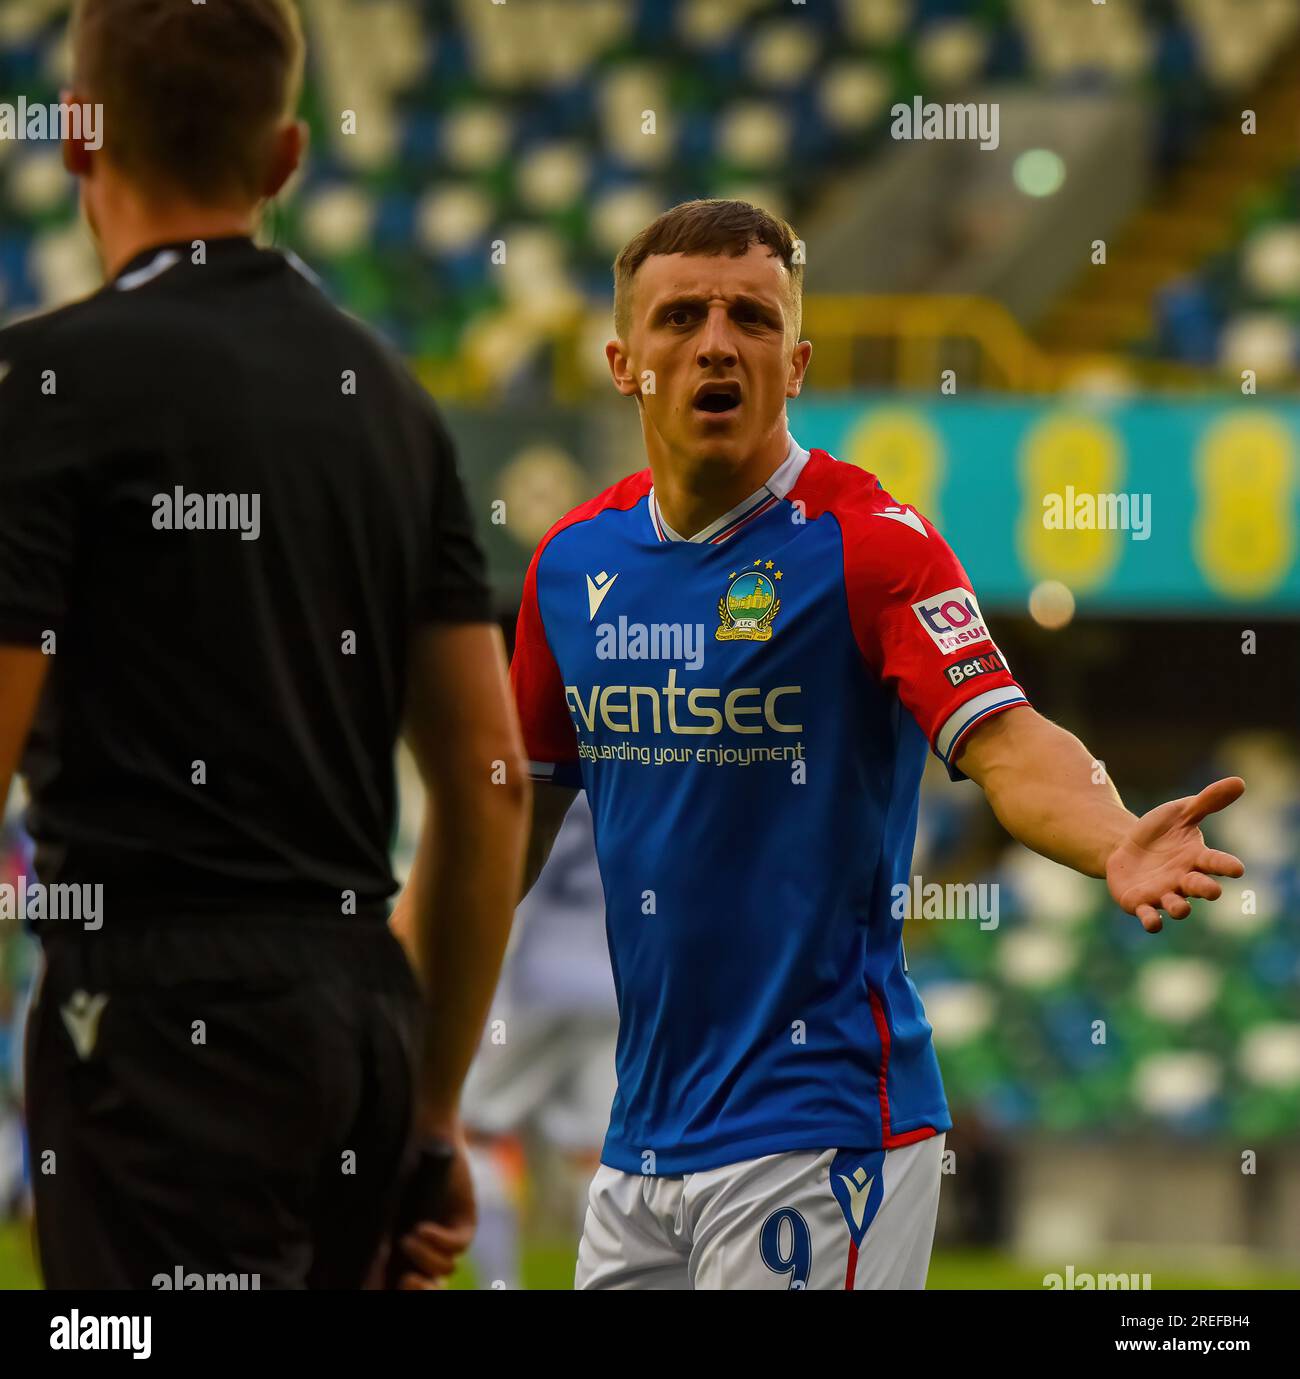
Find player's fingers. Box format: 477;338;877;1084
1179;873;1221;901
397;1270;445;1291
413;1219;474;1256
1136;903;1163;934
1186;776;1245;823
1196;848;1245;877
1160;891;1191;920
397;1232;459;1278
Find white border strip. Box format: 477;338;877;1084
115;249;181;292
937;687;1028;763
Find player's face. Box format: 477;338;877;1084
608;246;811;473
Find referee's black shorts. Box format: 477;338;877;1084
24;914;423;1290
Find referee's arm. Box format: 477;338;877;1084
0;332;67;810
396;621;531;1135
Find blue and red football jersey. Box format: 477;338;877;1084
511;439;1029;1174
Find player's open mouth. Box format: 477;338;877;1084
693;382;742;416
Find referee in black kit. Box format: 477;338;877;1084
0;0;529;1288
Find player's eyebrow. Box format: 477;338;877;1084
650;292;707;319
728;292;783;322
651;291;784;324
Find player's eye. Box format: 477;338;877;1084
665;308;694;327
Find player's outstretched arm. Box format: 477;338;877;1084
956;706;1245;934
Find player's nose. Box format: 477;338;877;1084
695;305;738;369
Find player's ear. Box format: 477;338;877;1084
605;338;640;398
262;119;308;200
786;339;812;399
60;87;93;178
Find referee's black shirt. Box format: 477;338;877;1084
0;236;491;926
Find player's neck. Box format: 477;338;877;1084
649;428;791;540
91;181;258;280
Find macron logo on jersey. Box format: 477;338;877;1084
912;587;991;655
586;570;618;621
873;505;927;537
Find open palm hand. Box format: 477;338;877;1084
1106;777;1246;933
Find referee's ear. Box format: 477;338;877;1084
59;87;93;179
261;119;309;201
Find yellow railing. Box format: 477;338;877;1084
801;294;1049;393
415;293;1222;402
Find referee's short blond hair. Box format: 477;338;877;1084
72;0;304;204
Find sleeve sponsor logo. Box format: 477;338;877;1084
911;586;991;654
944;650;1006;687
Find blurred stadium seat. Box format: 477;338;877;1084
2;0;1298;394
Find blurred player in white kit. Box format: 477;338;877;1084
459;792;617;1289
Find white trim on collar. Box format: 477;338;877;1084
650;434;811;544
115;249;182;292
764;434;811;499
283;249;322;287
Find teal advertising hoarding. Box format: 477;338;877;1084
448;397;1300;613
788;397;1300;613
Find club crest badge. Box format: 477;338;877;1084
716;561;783;642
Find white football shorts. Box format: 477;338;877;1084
575;1134;945;1290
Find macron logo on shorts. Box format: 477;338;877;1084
911;587;991;656
60;990;108;1060
829;1150;885;1247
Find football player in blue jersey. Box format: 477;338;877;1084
406;199;1245;1290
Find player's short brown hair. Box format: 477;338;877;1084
72;0;305;204
612;198;804;340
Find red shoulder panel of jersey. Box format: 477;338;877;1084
787;449;913;670
510;469;652;782
788;449;1029;778
533;468;654;558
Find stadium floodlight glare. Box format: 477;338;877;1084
1029;580;1076;629
1013;148;1066;198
